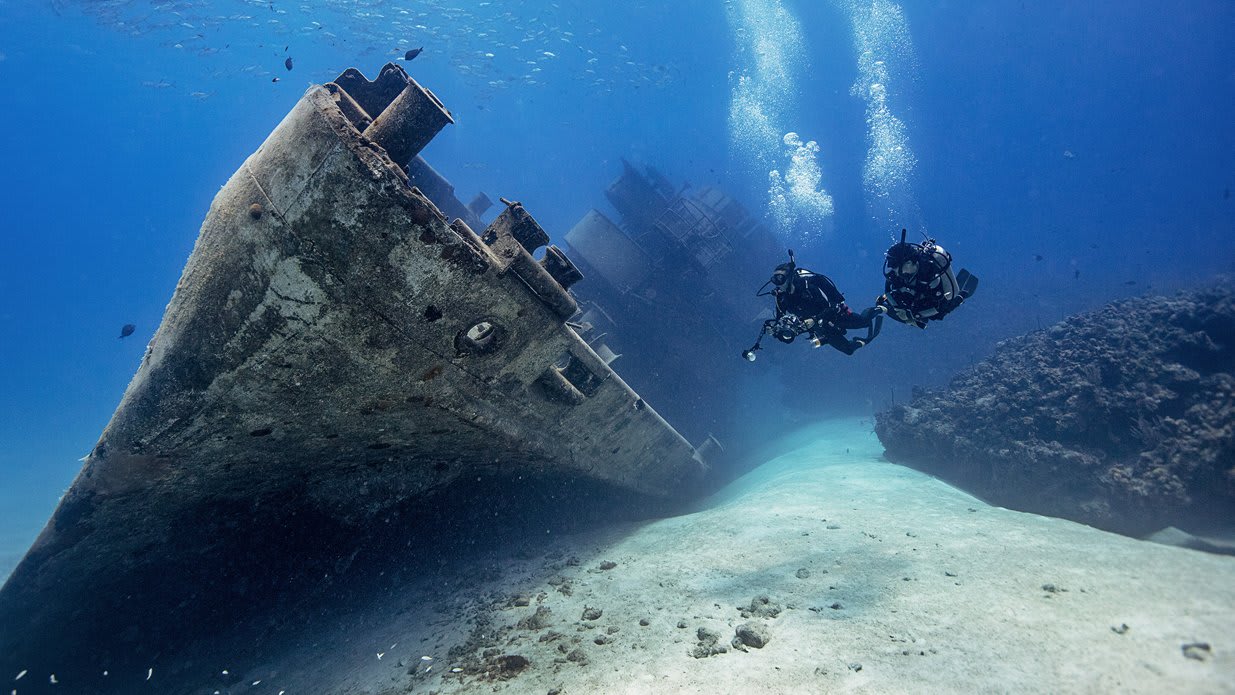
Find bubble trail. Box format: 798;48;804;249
843;0;922;237
726;0;835;243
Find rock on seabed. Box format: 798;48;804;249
876;284;1235;538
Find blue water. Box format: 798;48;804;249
0;0;1232;576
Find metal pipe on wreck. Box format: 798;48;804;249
362;78;454;168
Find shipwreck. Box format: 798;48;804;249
0;64;707;688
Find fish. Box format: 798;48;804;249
1124;280;1137;286
119;324;136;339
404;47;423;61
1074;270;1080;280
284;56;293;71
1034;254;1043;261
271;77;280;83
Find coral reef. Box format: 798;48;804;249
875;284;1235;537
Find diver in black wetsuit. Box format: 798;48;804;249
877;229;977;328
742;251;885;361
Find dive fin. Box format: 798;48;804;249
957;268;979;298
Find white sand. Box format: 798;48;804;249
113;420;1235;693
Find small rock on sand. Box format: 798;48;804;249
795;568;811;579
734;622;771;649
485;654;530;680
518;606;553;631
1182;642;1212;661
598;560;617;570
691;627;727;659
739;595;782;619
581;606;603;621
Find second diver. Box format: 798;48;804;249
877;229;978;328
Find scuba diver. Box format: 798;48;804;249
877;229;978;328
742;250;885;361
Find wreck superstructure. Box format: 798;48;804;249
0;64;704;685
562;160;784;447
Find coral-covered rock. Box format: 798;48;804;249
875;284;1235;537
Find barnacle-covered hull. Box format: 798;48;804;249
0;64;705;687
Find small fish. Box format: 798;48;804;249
284;56;293;71
1124;280;1136;286
1034;254;1043;261
271;77;280;83
1074;269;1080;280
119;324;136;339
146;668;153;681
403;47;423;61
15;670;26;680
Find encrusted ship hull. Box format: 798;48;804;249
0;64;704;685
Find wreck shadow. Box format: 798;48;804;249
0;468;687;695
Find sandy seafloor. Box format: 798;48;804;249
7;419;1235;694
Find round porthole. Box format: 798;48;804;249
455;318;507;356
468;321;495;344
